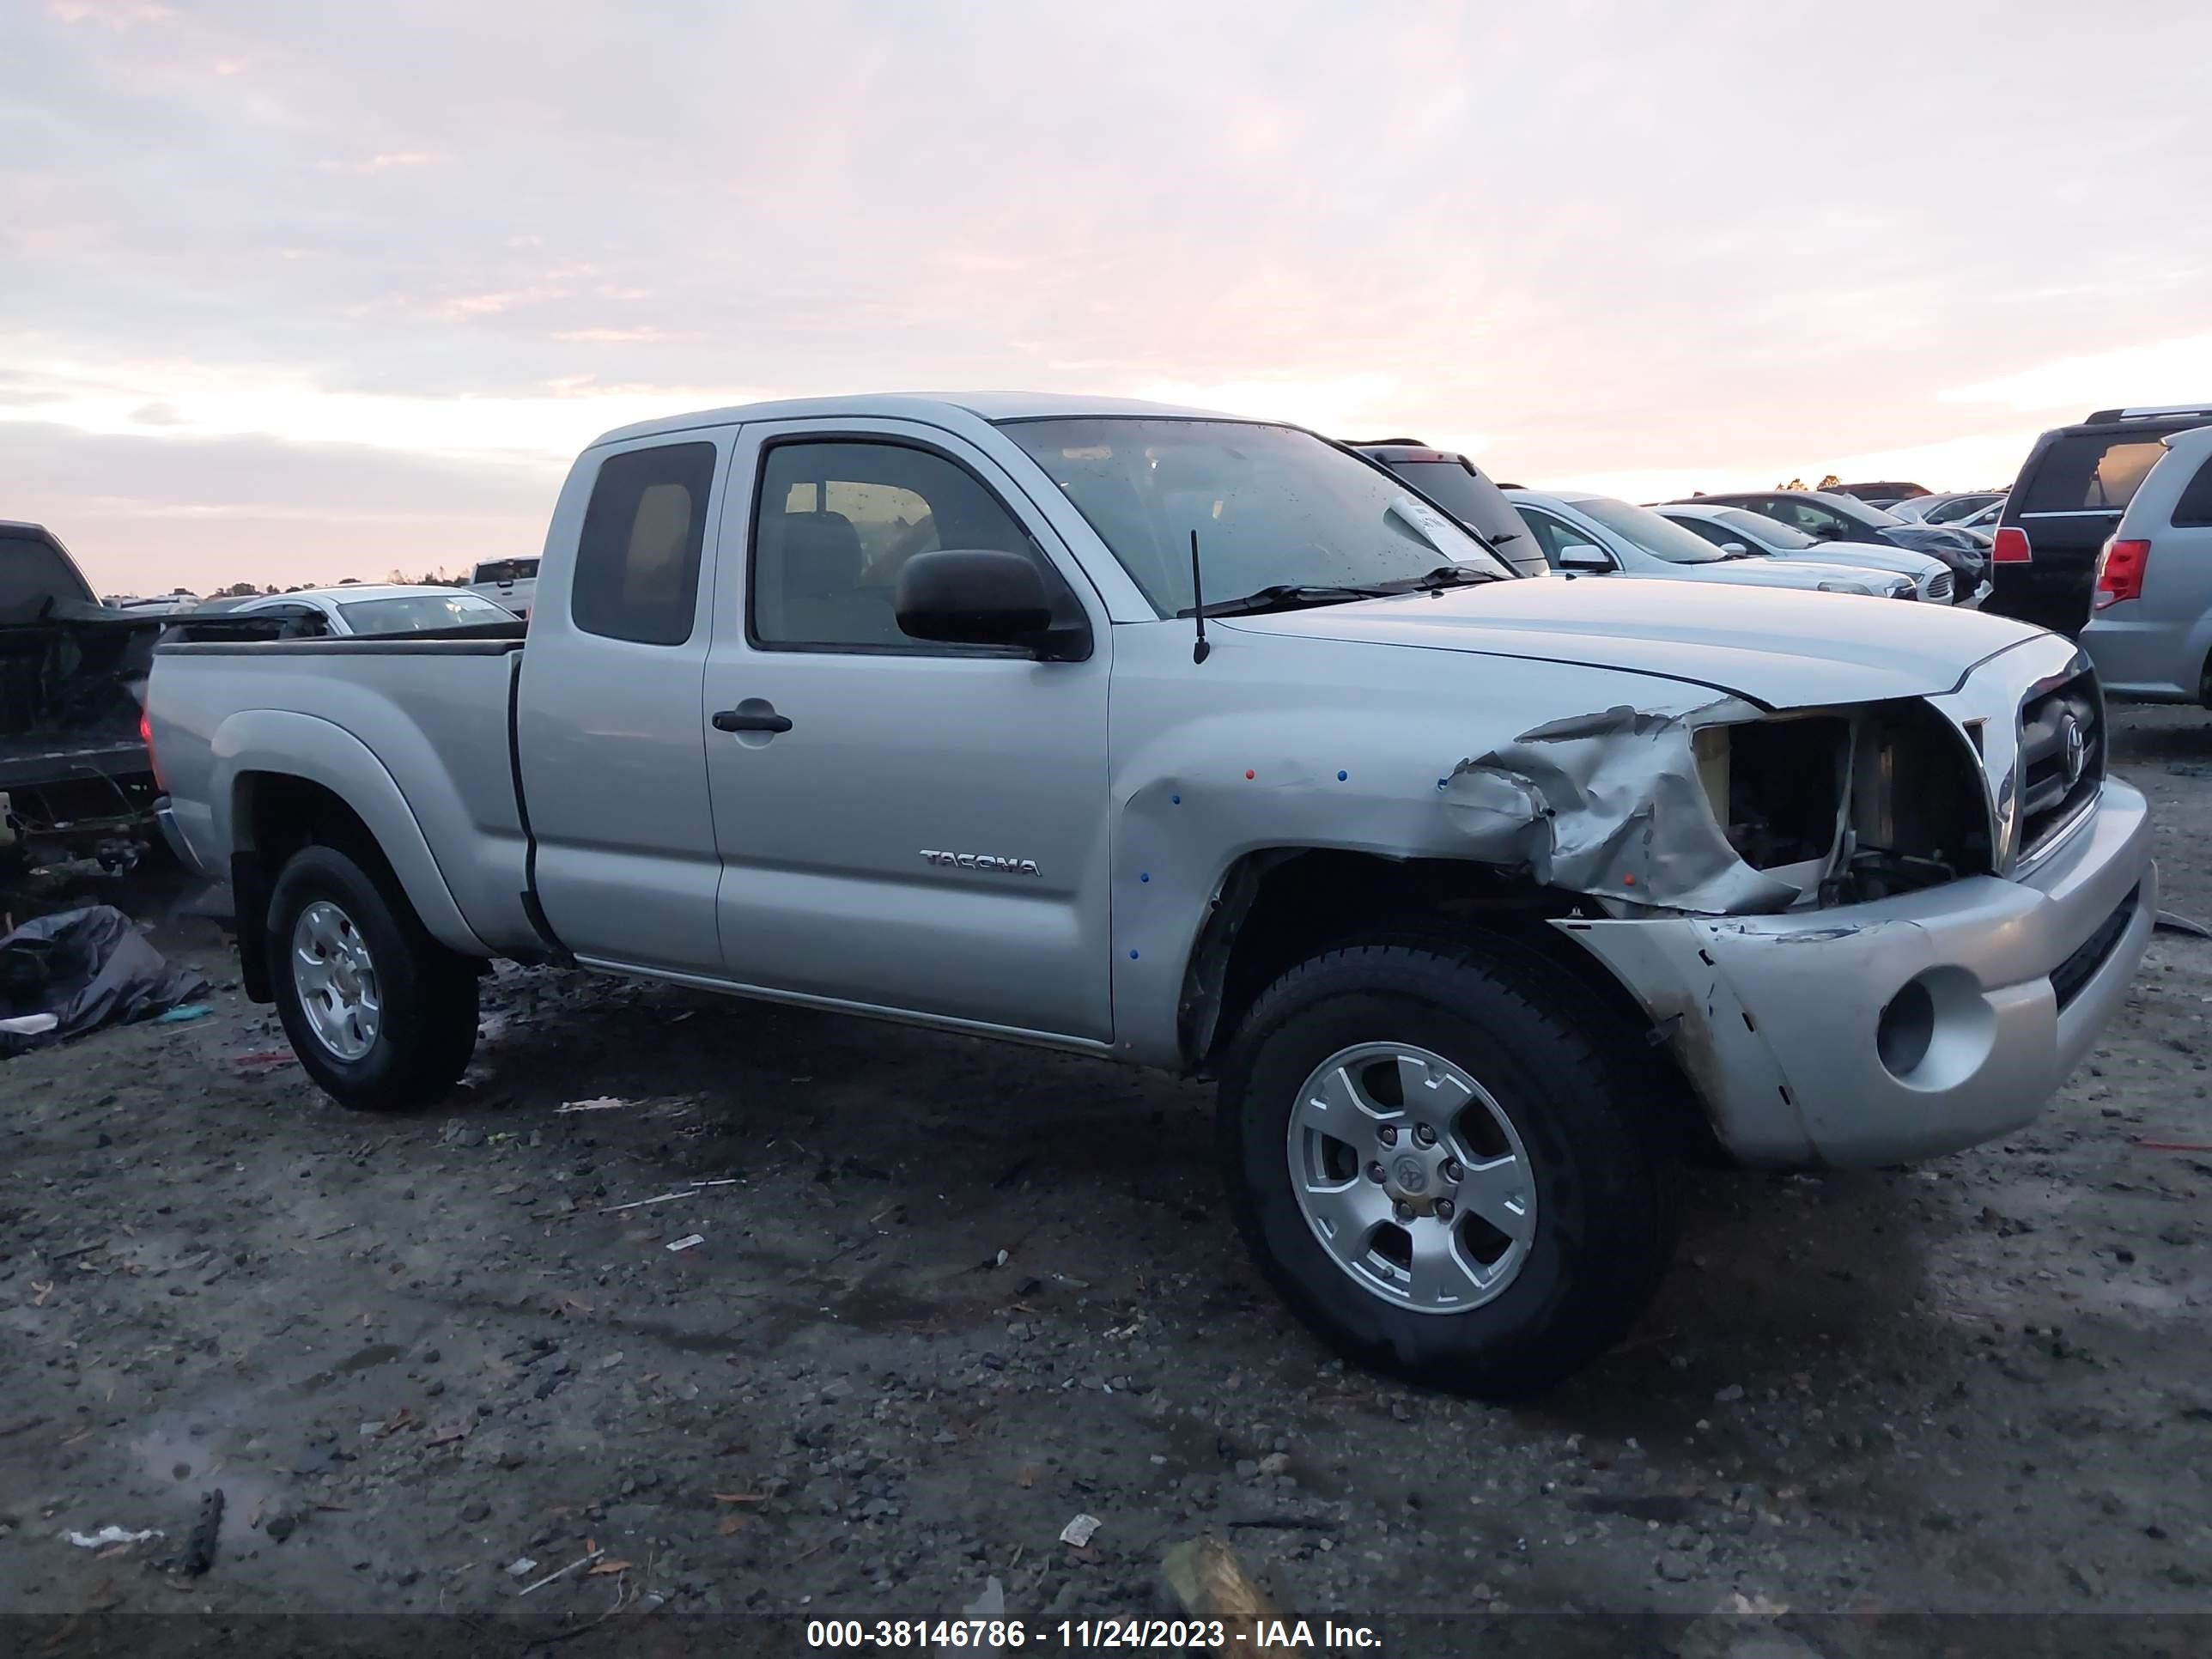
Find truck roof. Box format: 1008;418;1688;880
591;391;1236;449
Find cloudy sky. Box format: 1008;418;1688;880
5;0;2210;596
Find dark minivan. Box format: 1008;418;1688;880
1346;441;1548;577
1990;404;2212;636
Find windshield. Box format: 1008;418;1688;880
337;592;514;633
1569;496;1727;564
1831;495;1907;528
998;418;1510;614
1923;492;2002;524
471;558;538;584
1376;459;1528;550
1714;507;1817;550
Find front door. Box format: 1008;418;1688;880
702;421;1115;1043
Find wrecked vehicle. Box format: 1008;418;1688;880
0;521;167;879
143;394;2157;1400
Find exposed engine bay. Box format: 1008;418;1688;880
1691;698;1994;910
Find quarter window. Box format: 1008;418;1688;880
2171;454;2212;529
572;441;718;647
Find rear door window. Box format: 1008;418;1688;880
572;442;718;646
2019;434;2170;514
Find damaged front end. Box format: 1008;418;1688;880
1443;692;1995;918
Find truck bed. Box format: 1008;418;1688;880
148;635;538;952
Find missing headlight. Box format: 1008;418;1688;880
1694;714;1850;873
1697;701;1992;907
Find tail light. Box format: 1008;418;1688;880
140;707;166;791
1991;526;2033;564
2094;538;2149;610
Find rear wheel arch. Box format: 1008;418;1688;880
229;767;483;1000
210;714;483;957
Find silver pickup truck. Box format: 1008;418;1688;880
148;392;2158;1399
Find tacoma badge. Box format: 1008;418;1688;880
921;850;1042;877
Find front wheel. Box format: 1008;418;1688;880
1218;941;1679;1401
267;843;479;1111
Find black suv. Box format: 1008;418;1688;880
1988;404;2212;636
1345;441;1548;577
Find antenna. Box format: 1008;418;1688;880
1189;529;1210;664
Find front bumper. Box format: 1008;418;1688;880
1557;778;2156;1167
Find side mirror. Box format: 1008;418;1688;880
1719;542;1751;555
895;548;1064;653
1557;543;1612;572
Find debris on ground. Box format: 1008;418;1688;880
556;1096;631;1114
1058;1513;1101;1549
153;1002;214;1024
516;1549;605;1595
665;1234;705;1253
1159;1535;1302;1644
64;1526;163;1549
170;1489;224;1577
0;904;209;1056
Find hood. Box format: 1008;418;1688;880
1216;572;2047;709
1887;523;1983;554
1645;556;1903;592
1773;541;1942;580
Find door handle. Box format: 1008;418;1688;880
713;706;793;734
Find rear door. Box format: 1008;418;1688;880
1993;424;2177;635
516;434;730;973
701;419;1115;1042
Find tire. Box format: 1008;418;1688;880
1218;939;1679;1401
266;842;479;1111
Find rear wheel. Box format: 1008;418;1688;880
1218;940;1679;1401
267;843;478;1111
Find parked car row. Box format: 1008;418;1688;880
1350;442;1964;605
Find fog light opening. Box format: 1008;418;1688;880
1877;980;1936;1078
1875;966;1999;1091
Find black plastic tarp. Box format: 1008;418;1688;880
0;905;210;1057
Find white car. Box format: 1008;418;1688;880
467;557;539;621
224;584;520;637
1656;503;1963;605
1506;490;1917;600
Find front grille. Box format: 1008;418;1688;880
2052;884;2139;1011
1927;570;1954;603
2016;670;2102;863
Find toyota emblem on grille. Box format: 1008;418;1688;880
2059;713;2087;787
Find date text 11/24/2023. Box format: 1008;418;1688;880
805;1618;1384;1649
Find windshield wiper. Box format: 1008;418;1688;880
1179;583;1403;618
1381;564;1508;592
1179;565;1504;620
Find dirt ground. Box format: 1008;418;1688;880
3;704;2211;1642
